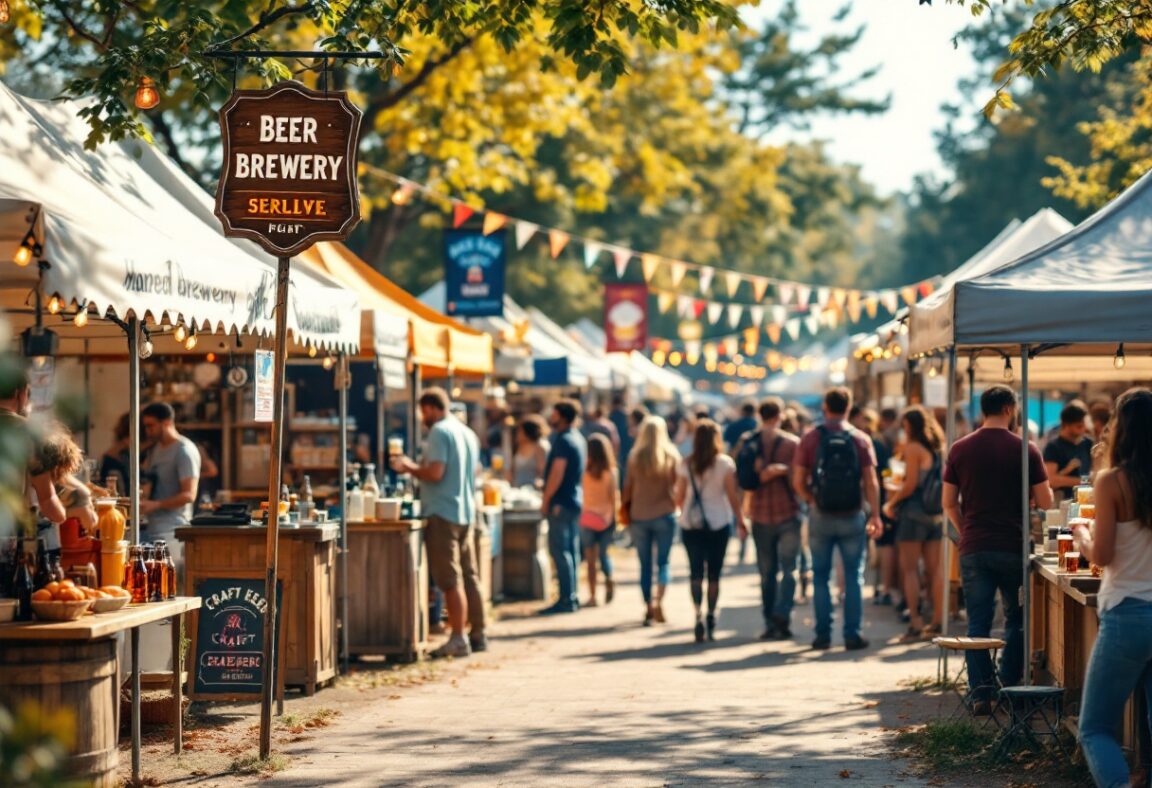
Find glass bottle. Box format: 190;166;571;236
163;544;177;600
363;464;380;499
301;475;314;520
148;542;165;602
50;554;66;583
13;541;34;621
34;538;53;590
127;545;149;603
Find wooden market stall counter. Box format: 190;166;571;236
1031;556;1148;767
344;519;428;662
175;523;338;695
501;508;550;600
0;597;201;788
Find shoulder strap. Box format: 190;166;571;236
687;466;710;528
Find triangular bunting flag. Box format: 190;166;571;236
816;287;832;309
452;203;475;228
832;289;848;309
901;286;918;307
641;253;661;283
766;324;782;345
515;221;539;250
864;295;879;319
919;280;936;298
825;309;840;329
880;290;900;314
847;289;861;314
693;299;706;319
805;314;822;336
778;283;795;305
751;277;770;302
582;241;603;270
669;262;688;289
796;285;812;307
785;319;802;341
699;267;715;294
707;302;724;325
548;229;570;258
749;305;765;327
612;247;631;278
727;304;744;328
771;305;788;326
657;292;676;314
847;298;862;324
677;295;694;319
725;272;742;298
482;212;507;236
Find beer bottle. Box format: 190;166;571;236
148;543;165;602
127;545;149;603
163;544;177;600
13;543;34;621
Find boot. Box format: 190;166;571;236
653;584;667;624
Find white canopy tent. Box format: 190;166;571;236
0;83;360;353
567;318;693;402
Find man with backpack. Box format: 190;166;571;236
792;387;882;651
739;397;802;640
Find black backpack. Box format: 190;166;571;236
735;430;764;491
812;425;863;512
919;452;944;516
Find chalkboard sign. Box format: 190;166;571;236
192;577;282;698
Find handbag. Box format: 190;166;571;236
685;468;712;530
579;510;611;532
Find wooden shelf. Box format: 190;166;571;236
291;464;341;471
232;420;271;429
181;422;223;430
288;423;355;433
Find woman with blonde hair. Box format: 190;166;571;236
622;415;681;626
580;433;619;606
674;419;744;642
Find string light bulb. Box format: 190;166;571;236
183;327;198;350
73;307;88;328
0;1;9;25
47;295;61;315
139;325;154;359
307;344;318;358
1114;343;1126;370
927;362;939;378
322;354;336;371
134;77;160;110
13;240;32;266
173;323;187;343
1003;356;1014;382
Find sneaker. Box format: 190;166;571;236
770;615;792;639
430;637;471;659
898;626;923;644
469;633;489;653
605;578;615;604
705;613;717;642
845;635;871;651
759;625;779;641
694;619;706;643
538;602;577;616
971;700;993;717
812;636;832;650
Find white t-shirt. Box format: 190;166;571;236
1098;518;1152;613
678;454;735;531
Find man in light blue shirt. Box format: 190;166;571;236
392;387;484;658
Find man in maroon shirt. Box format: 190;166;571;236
943;385;1052;713
793;387;882;651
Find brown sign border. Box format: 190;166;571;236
214;80;363;258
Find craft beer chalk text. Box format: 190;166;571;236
204;585;269;614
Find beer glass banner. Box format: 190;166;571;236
604;283;649;353
443;228;506;318
214;80;363;257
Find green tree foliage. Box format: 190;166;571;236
894;7;1136;285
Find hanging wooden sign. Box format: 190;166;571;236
214;80;363;258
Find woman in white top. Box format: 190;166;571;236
1073;388;1152;788
674;419;746;643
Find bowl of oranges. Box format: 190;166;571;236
31;580;93;621
91;586;132;613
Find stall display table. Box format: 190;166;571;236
344;520;428;662
501;509;550;600
175;524;338;695
1030;556;1146;765
0;597;201;787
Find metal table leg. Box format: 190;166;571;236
171;613;183;754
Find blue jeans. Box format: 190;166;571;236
959;551;1024;701
631;515;677;604
580;526;614;579
753;517;802;627
810;510;867;640
1080;597;1152;788
548;506;581;608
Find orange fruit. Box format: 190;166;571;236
54;587;85;602
59;579;75;589
83;588;99;599
44;581;60;595
31;589;52;601
93;590;109;599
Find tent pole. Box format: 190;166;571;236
376;361;386;475
127;317;142;785
967;362;977;427
941;347;957;671
1021;344;1032;687
259;256;291;760
337;353;350;676
409;363;421;461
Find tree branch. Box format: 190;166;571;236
365;37;475;123
51;1;108;51
150;111;204;185
206;2;316;51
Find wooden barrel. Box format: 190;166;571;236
0;638;120;787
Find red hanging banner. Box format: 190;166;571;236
604;283;649;353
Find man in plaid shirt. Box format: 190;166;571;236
747;397;802;640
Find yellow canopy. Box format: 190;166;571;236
297;242;493;377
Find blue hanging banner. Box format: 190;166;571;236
443;228;506;317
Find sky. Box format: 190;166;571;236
746;0;980;195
